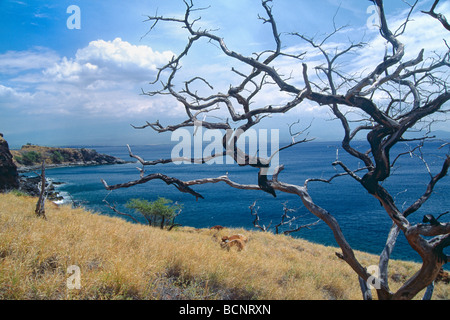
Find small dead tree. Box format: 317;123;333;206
34;160;47;219
249;200;320;235
102;0;449;300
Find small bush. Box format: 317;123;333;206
16;151;42;165
125;197;182;229
51;151;64;164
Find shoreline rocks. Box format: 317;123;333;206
1;138;128;203
18;175;64;202
13;145;129;202
0;133;20;191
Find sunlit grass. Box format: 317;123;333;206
0;193;447;300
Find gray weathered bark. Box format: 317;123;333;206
34;160;47;219
102;0;449;299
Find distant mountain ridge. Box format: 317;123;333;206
11;144;127;172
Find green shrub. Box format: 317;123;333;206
17;151;42;165
125;197;182;229
51;150;64;163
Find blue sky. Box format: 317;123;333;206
0;0;449;148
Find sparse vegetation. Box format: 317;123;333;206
15;151;42;166
7;189;29;197
125;197;182;229
0;192;448;300
10;145;124;168
50;150;65;164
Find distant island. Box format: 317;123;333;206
11;144;127;172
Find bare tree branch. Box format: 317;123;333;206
103;198;139;223
102;0;450;300
422;0;450;31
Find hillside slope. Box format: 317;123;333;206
11;144;126;171
0;193;448;300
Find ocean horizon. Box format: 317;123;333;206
24;140;450;267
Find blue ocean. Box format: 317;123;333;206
33;141;449;266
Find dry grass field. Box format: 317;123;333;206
0;192;448;300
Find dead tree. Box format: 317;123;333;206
249;200;320;235
34;160;47;219
422;0;450;31
102;0;449;300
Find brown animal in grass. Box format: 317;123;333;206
221;234;248;243
220;234;248;251
220;239;245;251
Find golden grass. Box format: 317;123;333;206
0;192;448;300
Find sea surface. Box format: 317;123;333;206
26;141;449;266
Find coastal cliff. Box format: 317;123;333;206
11;144;126;172
0;133;20;191
5;143;127;200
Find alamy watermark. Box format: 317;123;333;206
170;123;280;175
366;4;381;31
67;5;81;30
366;265;381;290
66;265;81;290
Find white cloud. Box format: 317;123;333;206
0;38;177;118
0;47;59;74
0;85;30;106
44;38;174;85
2;4;448;137
351;2;450;78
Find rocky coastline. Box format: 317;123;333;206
0;133;19;191
11;144;127;172
14;145;128;202
18;175;65;202
1;136;128;202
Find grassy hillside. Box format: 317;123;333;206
0;192;448;300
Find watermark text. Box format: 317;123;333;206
67;5;81;30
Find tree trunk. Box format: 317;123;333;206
34;160;46;219
358;276;373;300
422;282;435;300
